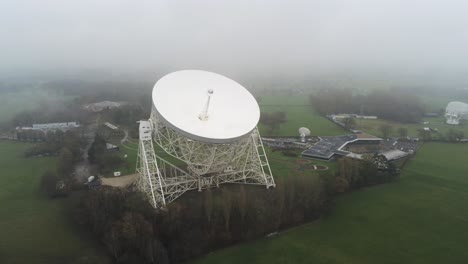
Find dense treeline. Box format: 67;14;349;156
334;156;399;192
46;79;153;106
260;111;287;134
103;105;146;127
99;104;148;137
37;130;85;197
309;88;425;123
77;175;330;263
88;134;127;174
21;130;83;156
11;101;90;127
76;156;400;263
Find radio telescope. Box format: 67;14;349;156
136;70;275;208
299;127;311;142
445;101;468;125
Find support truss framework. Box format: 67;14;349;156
136;116;275;209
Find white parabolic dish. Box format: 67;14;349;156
152;70;260;143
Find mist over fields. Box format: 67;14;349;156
2;0;468;87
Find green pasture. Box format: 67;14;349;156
356;117;468;139
265;148;336;178
0;141;105;263
194;142;468;264
116;138;188;177
258;96;346;136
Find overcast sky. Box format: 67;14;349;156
2;0;468;78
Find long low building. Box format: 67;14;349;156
301;133;382;160
17;122;80;132
84;101;126;112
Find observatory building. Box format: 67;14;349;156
137;70;275;208
445;101;468;125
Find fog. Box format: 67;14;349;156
2;0;468;82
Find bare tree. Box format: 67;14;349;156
203;188;213;223
379;124;393;138
222;189;232;232
237;186;248;226
397;127;408;138
342;117;356;129
260;111;287;134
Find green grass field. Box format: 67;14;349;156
356;117;468;139
0;89;106;263
265;148;336;177
0;141;105;263
193;142;468;264
258;96;346;136
116;138;188;177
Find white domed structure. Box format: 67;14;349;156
445;101;468;125
137;70;275;208
298;127;311;142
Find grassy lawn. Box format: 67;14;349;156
0;141;105;263
258;96;347;136
356;117;468;139
265;148;336;178
115;138;187;177
193;142;468;264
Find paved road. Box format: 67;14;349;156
72;118;98;183
120;129;129;144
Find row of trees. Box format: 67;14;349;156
335;156;399;192
11;102;90;127
341;118;465;141
76;156;400;263
99;104;147;138
310;88;425;123
259;111;287;134
340;117;405;138
77;175;331;264
22;130;83;156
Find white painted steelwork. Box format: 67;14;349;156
137;71;275;209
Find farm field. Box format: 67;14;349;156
356;117;468;139
0;89;105;263
258;95;347;136
0;141;106;263
265;147;336;178
193;142;468;264
336;95;468;139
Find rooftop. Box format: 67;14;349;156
302;134;382;160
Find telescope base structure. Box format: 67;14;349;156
136;121;275;209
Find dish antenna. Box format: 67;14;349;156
137;70;275;208
299;127;311;142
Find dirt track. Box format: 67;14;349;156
101;174;138;187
